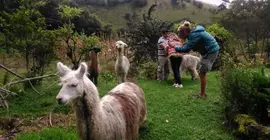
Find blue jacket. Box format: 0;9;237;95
175;25;220;55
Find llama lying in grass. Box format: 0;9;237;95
115;40;130;84
56;62;147;140
180;54;200;80
86;47;101;85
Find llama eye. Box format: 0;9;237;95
70;84;78;87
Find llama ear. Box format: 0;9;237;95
124;43;128;47
77;62;87;79
57;62;71;77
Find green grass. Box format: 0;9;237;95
87;0;215;30
15;127;78;140
7;71;234;140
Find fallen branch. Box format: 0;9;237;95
0;87;17;97
4;74;57;88
49;111;53;127
0;91;8;108
0;64;24;79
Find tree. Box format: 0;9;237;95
0;5;57;85
215;0;270;62
125;4;172;64
57;5;100;69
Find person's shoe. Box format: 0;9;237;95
173;83;177;86
192;93;207;98
175;84;183;88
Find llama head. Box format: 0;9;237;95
115;40;128;51
56;62;88;104
90;46;101;53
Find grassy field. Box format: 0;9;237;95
0;70;234;140
87;0;215;30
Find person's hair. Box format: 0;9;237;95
178;21;191;35
161;28;169;34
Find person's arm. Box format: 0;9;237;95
174;34;201;53
173;35;182;42
158;38;168;49
159;43;168;49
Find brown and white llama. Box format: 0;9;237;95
86;47;101;85
115;40;130;84
56;62;147;140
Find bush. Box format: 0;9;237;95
206;24;236;70
221;67;270;125
138;61;157;80
125;4;171;64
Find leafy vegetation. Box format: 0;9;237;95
0;5;57;83
57;5;101;69
124;4;171;65
206;23;237;70
220;67;270;139
215;0;270;63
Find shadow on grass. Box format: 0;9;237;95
139;120;154;140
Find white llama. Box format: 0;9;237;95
56;62;147;140
115;40;130;84
180;54;200;80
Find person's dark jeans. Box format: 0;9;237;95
169;56;182;85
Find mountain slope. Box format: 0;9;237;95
85;0;215;30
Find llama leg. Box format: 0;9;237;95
122;73;126;83
117;75;121;84
94;75;98;85
95;75;98;85
179;66;183;79
189;68;197;80
192;67;198;80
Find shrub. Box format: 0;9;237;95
221;67;270;125
125;4;171;64
138;61;157;80
206;24;236;70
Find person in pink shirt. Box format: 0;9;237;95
165;33;185;88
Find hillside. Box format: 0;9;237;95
84;0;216;30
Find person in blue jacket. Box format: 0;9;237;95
170;22;220;98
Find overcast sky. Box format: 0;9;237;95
198;0;234;6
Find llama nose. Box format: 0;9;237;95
57;98;63;104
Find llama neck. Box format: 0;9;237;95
89;51;98;67
117;49;125;65
73;77;100;140
117;49;124;57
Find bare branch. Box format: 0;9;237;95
0;88;18;97
4;74;57;88
0;92;8;108
0;64;24;79
49;111;53;127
